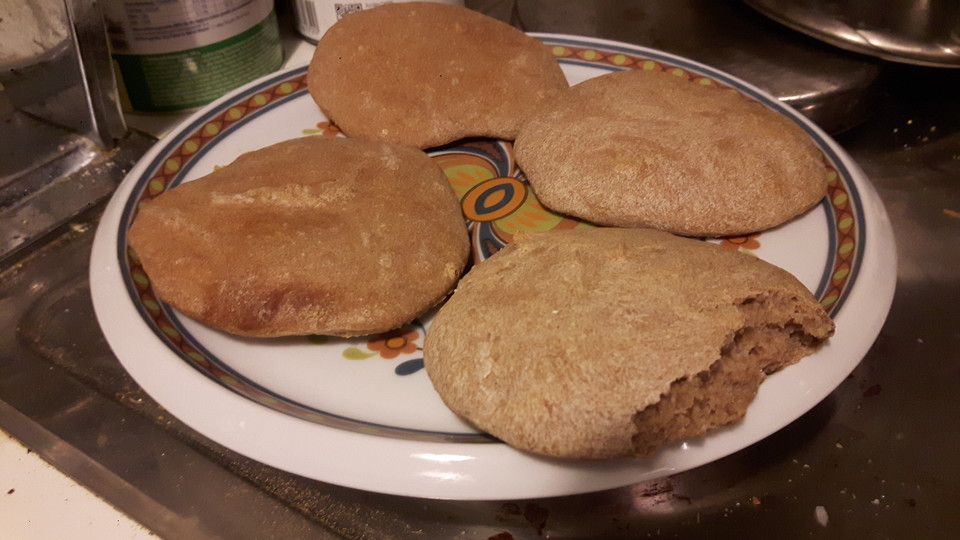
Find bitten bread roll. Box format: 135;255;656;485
514;69;829;237
307;2;568;149
128;136;470;338
423;228;834;459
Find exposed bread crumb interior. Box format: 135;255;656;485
631;293;831;455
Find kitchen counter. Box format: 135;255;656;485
1;1;958;538
0;427;151;538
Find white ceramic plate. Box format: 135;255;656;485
90;34;897;500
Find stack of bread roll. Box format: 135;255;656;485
129;2;834;459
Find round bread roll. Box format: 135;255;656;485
423;228;834;459
307;2;568;149
128;136;469;338
514;69;829;237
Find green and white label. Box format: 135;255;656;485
105;1;283;112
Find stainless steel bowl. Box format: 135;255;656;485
745;0;960;67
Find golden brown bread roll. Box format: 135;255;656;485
307;2;568;149
514;69;829;237
129;136;469;338
423;228;834;458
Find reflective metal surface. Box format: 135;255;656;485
746;0;960;68
1;1;959;538
511;0;883;134
1;0;129;260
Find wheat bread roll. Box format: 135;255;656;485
514;69;829;237
128;136;469;338
423;228;834;459
307;2;568;149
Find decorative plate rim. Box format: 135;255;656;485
90;33;894;500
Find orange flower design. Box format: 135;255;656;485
366;330;420;359
719;233;762;251
301;121;343;137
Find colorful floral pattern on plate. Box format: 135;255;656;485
341;323;426;376
432;140;594;262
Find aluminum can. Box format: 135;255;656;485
103;0;284;112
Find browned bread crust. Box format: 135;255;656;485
129;136;469;338
307;2;568;149
422;228;834;459
514;69;829;237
